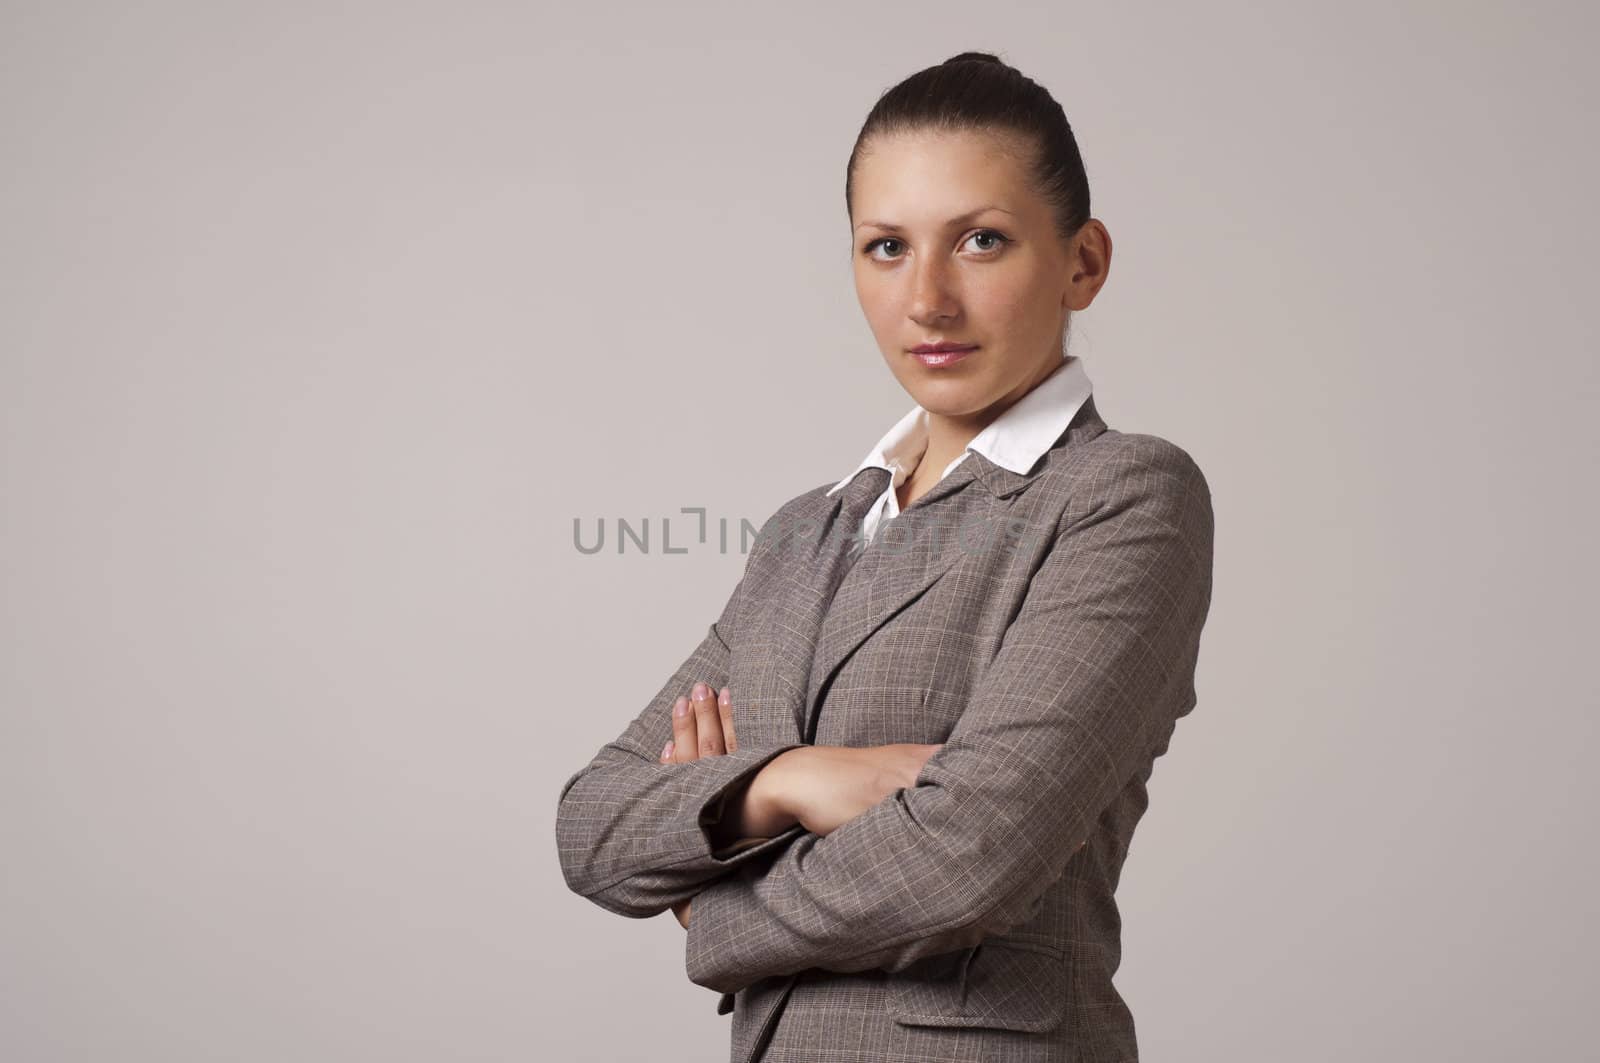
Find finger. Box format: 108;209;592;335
660;739;674;763
690;682;725;757
718;687;738;753
670;695;698;762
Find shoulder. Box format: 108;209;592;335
1073;429;1209;493
1034;428;1212;535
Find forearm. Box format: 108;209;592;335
704;758;803;851
685;743;1022;981
683;778;1035;991
558;740;808;917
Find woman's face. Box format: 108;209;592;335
850;127;1109;423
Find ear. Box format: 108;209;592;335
1062;219;1112;312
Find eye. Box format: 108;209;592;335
862;237;906;261
860;228;1012;262
962;228;1011;255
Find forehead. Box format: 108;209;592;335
852;127;1039;220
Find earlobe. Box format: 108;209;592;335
1061;281;1091;313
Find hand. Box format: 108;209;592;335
661;680;737;929
765;743;942;836
661;681;738;763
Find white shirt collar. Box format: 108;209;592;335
828;354;1094;495
825;354;1094;541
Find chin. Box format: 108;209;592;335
908;386;991;419
885;354;1001;412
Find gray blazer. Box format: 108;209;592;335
556;396;1215;1062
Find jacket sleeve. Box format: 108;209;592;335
683;439;1215;991
555;557;809;919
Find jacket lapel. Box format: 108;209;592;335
742;468;890;744
795;461;986;740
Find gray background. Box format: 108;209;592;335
4;2;1596;1060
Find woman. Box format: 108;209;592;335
556;51;1215;1063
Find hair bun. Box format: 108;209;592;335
943;51;1003;66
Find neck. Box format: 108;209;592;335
921;354;1064;475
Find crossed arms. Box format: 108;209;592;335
555;440;1215;995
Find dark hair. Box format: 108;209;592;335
845;51;1091;245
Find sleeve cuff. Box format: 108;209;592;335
694;743;806;868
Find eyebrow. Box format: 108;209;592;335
853;205;1017;233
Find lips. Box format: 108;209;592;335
911;345;977;368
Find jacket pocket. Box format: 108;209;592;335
886;938;1067;1033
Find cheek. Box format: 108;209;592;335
967;264;1040;316
969;269;1060;338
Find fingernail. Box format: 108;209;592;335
674;697;688;717
719;688;731;706
662;740;674;759
692;682;709;701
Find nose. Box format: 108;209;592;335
907;256;960;326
